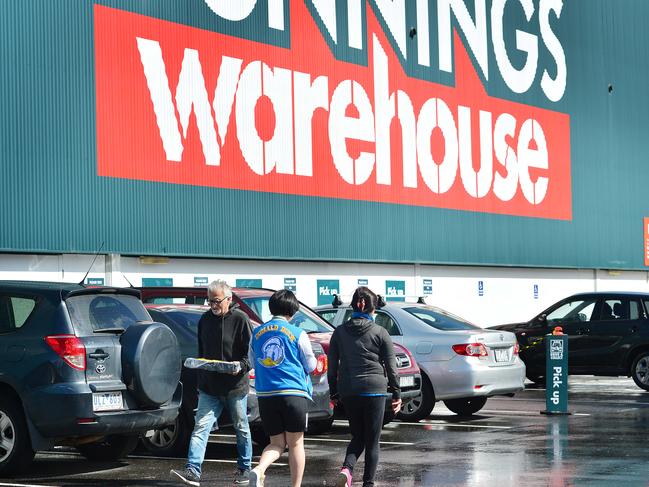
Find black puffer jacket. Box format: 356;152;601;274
327;317;400;400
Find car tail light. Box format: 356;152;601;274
513;343;520;355
249;369;255;379
45;335;86;370
452;343;488;358
313;354;328;376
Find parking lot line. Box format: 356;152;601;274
209;433;414;446
480;409;590;416
0;483;59;487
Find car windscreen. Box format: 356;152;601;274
66;293;151;334
402;306;482;331
241;296;333;333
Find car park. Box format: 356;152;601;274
0;281;182;475
316;296;525;420
138;287;421;428
491;292;649;390
139;303;330;455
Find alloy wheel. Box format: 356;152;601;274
635;356;649;385
0;410;16;463
146;422;178;449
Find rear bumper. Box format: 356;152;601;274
421;357;526;400
26;383;182;440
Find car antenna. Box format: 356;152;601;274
79;241;105;286
122;273;134;288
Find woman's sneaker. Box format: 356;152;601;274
336;467;352;487
249;468;265;487
170;467;201;487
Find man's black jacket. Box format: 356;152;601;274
197;305;253;396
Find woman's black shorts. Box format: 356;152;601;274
258;395;309;436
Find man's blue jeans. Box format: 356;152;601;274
186;390;252;475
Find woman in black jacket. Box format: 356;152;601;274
327;286;401;487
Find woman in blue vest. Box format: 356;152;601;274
328;286;401;487
248;289;316;487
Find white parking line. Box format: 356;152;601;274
0;483;59;487
210;433;414;446
334;419;511;430
395;421;512;429
480;409;590;417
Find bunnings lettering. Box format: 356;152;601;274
95;1;571;219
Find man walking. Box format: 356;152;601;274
171;280;253;486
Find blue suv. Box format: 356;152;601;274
0;281;182;475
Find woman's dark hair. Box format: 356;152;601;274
269;289;300;318
351;286;378;313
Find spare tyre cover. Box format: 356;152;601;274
120;322;181;407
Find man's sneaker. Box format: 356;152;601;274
336;467;352;487
249;468;265;487
170;467;201;487
233;468;250;485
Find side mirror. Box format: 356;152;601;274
533;314;547;327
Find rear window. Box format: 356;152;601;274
403;306;481;331
241;296;333;333
66;293;151;334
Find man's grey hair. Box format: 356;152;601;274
207;279;232;297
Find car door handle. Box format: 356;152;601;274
576;328;590;335
89;351;110;360
630;326;638;333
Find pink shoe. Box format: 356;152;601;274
336;467;352;487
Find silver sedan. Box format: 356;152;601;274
316;299;526;420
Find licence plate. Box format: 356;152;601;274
494;348;510;362
399;375;415;388
92;392;123;412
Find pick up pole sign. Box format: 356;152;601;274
542;333;570;415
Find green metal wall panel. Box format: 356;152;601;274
1;1;648;269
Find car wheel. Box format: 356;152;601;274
0;396;35;476
443;397;488;416
76;434;139;461
396;375;435;422
140;412;191;457
631;351;649;391
250;427;270;447
307;417;334;435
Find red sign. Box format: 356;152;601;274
645;218;649;266
94;3;571;220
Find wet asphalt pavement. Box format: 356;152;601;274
2;376;649;487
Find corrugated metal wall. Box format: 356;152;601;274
1;1;648;269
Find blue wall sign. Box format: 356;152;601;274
423;279;433;295
317;279;340;306
386;280;405;302
284;277;297;292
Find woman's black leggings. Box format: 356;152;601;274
341;395;386;486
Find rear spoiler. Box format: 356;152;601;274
64;286;141;299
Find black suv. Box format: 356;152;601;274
492;292;649;390
0;281;182;475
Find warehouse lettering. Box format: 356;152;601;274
137;34;549;203
94;3;572;219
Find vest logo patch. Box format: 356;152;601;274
258;336;285;368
